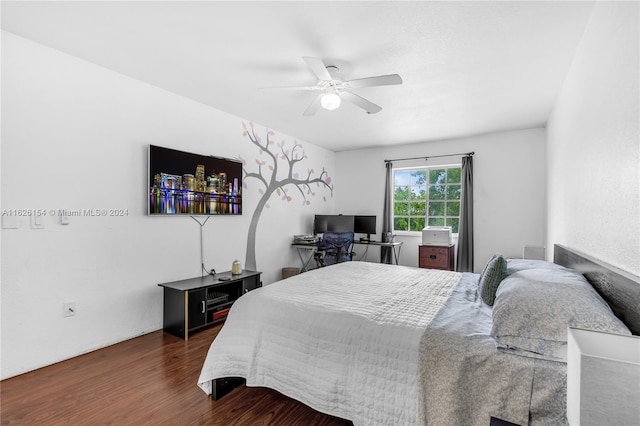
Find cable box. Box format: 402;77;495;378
207;291;228;305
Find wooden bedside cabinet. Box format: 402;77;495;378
419;244;455;271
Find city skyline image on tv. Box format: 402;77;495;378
148;145;242;215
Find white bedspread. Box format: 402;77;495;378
197;261;461;425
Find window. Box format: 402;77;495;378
393;166;461;233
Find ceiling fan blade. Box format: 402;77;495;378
346;74;403;88
303;94;323;116
341;91;382;114
259;85;319;91
302;57;333;81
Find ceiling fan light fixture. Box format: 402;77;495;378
321;92;341;110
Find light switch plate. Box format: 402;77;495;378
2;215;18;229
31;215;44;229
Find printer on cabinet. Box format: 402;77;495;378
422;226;452;245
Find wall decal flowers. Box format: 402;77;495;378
240;122;333;271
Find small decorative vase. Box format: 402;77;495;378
231;260;242;275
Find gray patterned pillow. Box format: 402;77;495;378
478;253;507;306
506;258;569;275
491;268;631;361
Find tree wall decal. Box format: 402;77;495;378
239;122;333;271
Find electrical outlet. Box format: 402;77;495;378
63;302;76;317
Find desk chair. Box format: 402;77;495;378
317;231;355;266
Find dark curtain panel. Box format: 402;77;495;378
456;155;474;272
381;162;393;264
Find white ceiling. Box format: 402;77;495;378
1;1;595;152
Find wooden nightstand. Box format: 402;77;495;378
419;244;455;271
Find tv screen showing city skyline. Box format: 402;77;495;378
148;145;243;215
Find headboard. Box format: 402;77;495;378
554;244;640;335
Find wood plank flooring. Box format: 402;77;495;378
0;324;353;425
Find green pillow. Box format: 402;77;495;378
479;253;507;306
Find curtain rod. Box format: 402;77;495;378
384;151;474;163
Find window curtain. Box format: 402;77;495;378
381;161;393;264
456;155;474;272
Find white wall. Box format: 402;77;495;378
0;32;335;379
334;128;547;272
547;1;639;276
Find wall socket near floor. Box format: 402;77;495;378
63;302;76;317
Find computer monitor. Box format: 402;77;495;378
354;215;377;240
327;215;354;232
313;214;329;234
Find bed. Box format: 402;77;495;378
197;244;639;425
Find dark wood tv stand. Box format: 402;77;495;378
158;270;261;340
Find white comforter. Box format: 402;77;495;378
197;261;461;425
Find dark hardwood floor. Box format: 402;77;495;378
0;324;353;425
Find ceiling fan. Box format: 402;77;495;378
261;57;403;115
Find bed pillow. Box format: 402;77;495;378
491;268;631;361
506;258;569;275
478;253;507;306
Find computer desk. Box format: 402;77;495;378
353;240;403;265
291;240;403;272
291;243;320;272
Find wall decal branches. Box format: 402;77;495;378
239;122;333;271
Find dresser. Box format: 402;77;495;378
158;270;261;340
419;244;455;271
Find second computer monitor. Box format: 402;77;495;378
354;215;377;238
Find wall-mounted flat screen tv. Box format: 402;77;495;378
148;145;242;215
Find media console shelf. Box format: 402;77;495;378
158;270;261;340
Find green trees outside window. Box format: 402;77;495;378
393;166;461;233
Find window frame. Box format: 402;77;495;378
391;163;462;236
